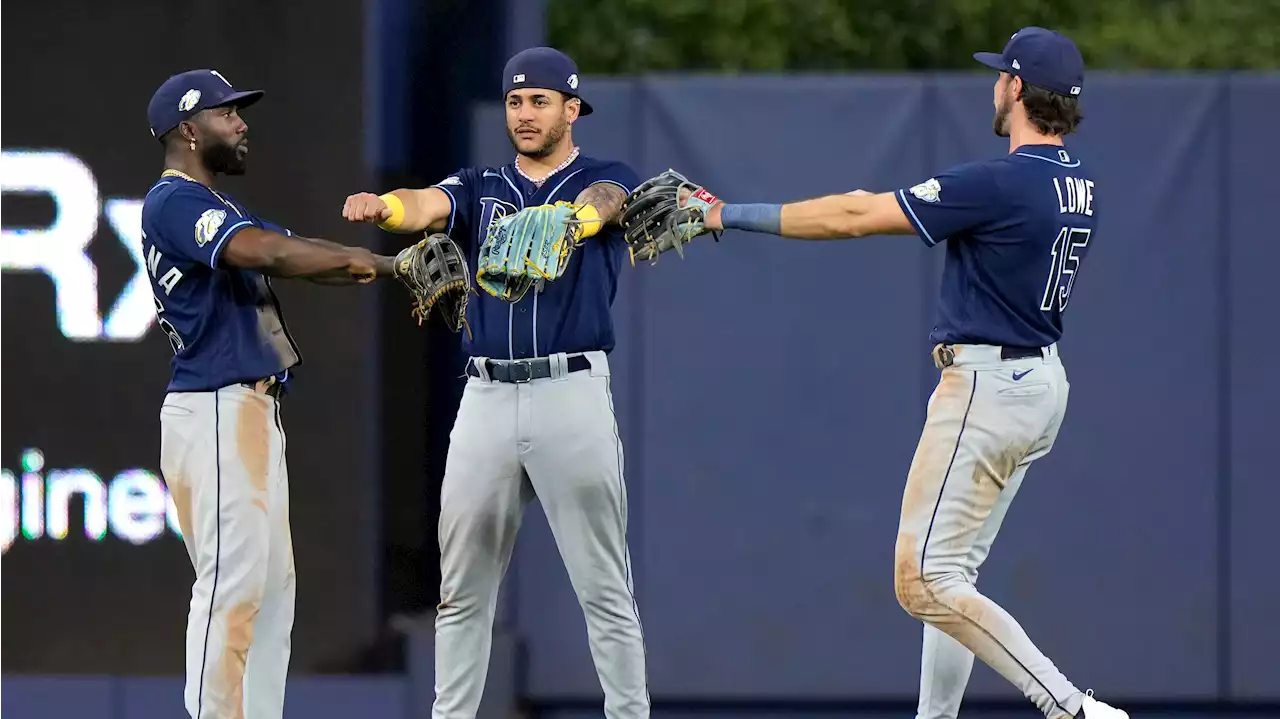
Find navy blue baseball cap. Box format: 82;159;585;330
974;27;1084;97
147;69;264;141
502;47;593;116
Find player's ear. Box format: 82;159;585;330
563;94;581;122
177;119;197;145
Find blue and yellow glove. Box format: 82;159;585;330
476;201;603;302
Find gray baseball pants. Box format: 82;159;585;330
432;350;649;719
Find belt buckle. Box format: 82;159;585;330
507;359;534;384
931;344;955;369
259;376;281;396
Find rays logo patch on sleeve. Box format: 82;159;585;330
195;208;227;247
910;178;942;203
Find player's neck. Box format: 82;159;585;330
515;142;578;182
164;152;215;187
1007;122;1064;153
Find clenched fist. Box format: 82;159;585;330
343;192;392;223
346;246;380;283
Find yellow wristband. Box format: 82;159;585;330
574;204;603;239
377;193;406;230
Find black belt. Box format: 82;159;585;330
467;355;591;383
240;378;286;398
933;343;1046;369
1000;345;1045;360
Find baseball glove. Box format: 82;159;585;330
619;169;721;264
477;201;596;303
393;232;473;333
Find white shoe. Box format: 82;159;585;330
1079;689;1129;718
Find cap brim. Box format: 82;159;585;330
973;52;1011;73
210;89;264;110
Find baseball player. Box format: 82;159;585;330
142;69;396;719
622;27;1125;719
343;48;650;719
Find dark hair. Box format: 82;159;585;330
1018;82;1083;136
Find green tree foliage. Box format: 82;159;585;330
548;0;1280;73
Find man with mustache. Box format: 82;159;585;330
624;26;1126;719
344;47;649;719
142;68;394;719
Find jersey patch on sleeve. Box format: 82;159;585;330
909;178;941;203
195;208;227;247
437;175;463;186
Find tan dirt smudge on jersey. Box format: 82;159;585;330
897;370;973;611
218;599;260;719
974;443;1026;491
951;593;990;628
237;393;271;492
167;475;195;540
901;370;970;533
894;531;928;614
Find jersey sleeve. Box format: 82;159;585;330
894;162;1003;247
257;218;293;237
579;161;641;250
152;185;255;268
429;167;479;238
583;160;641;196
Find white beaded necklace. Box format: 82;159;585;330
514;146;580;186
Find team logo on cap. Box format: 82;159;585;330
567;74;579;90
195;209;226;247
910;178;942;203
179;89;202;112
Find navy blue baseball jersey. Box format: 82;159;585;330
431;155;640;359
895;143;1098;348
141;171;301;392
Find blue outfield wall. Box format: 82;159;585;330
467;73;1280;704
8;74;1274;719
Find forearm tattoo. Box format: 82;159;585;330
575;182;628;225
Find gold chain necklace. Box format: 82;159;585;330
161;168;201;184
160;169;236;212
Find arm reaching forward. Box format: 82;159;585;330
222;228;385;283
705;190;916;240
343;187;454;234
574;181;628;226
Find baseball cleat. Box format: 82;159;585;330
1079;689;1128;718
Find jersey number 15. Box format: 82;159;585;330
1040;226;1091;312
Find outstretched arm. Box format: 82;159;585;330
222;228;382;284
551;181;629;241
343;187;454;234
705;190;915;240
293;234;396;282
574;181;629;225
